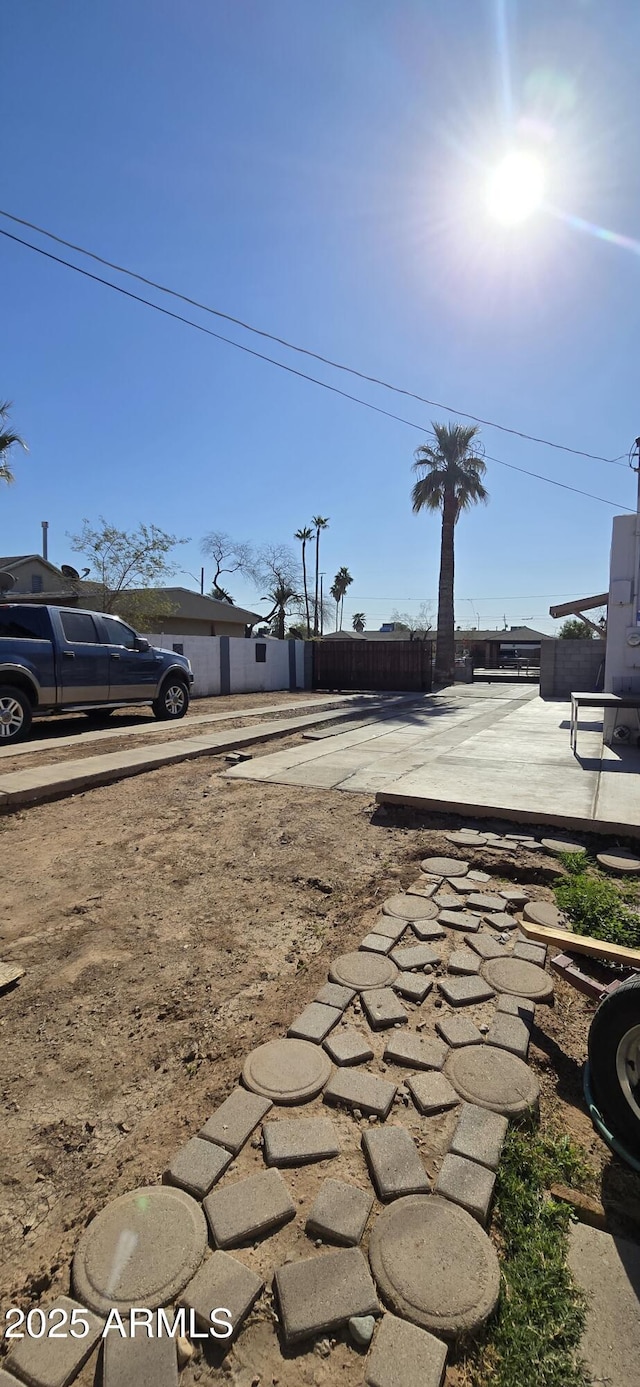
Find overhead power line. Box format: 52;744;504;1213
0;207;625;468
0;225;633;516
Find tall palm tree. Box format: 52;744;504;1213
412;422;488;684
336;565;353;629
294;526;313;636
0;401;27;486
312;515;329;636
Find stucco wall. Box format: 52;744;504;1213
145;633;308;698
540;639;605;699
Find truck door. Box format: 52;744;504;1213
99;615;164;700
57;610;110;704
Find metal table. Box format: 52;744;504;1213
570;690;640;756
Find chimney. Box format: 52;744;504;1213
41;521;49;561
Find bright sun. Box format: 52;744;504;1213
487;151;545;225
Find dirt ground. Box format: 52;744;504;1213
1;743;639;1384
0;690;351;774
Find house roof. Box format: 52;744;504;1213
120;586;262;625
0;554;69;579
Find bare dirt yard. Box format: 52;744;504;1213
1;740;638;1384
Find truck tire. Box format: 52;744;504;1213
0;685;33;745
152;677;190;722
588;974;640;1155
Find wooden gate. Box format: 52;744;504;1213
313;639;433;692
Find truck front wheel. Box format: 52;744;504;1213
152;678;190;722
0;686;33;745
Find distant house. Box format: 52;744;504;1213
323;624;551;668
0;560;261;637
122;587;262;638
0;554;74;598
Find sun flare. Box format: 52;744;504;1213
487;150;545;225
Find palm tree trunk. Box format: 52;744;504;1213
301;542;311;636
278;605;285;641
434;489;456;684
313;530;320;636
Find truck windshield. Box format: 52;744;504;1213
0;608;50;640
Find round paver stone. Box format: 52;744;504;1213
596;849;640;875
445;830;488;846
329;951;399;991
368;1194;500;1340
242;1038;332;1104
445;1043;539;1117
481;955;554;1002
382;893;439;922
522;900;562;929
421;857;469;877
541;836;587;856
72;1185;207;1315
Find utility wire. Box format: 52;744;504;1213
0;225;633;516
0;206;625;468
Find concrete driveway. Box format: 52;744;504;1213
226;684;640;835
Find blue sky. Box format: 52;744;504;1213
2;0;639;632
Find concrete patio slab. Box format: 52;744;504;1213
568;1222;640;1387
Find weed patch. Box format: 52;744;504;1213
554;856;640;949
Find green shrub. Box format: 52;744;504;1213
554;871;640;949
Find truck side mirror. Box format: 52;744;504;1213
135;637;150;652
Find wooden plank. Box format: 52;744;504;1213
519;919;640;967
0;961;25;992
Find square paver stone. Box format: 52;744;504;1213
513;941;547;967
383;1032;448;1071
439;909;480;933
500;887;529;907
362;988;408;1031
103;1332;178;1387
466;894;506;913
448;878;475;894
324;1068;397;1119
365;1312;447;1387
438;977;495;1007
178;1249;263;1340
324;1027;374;1067
164;1136;232;1199
263;1116;340;1166
199;1088;273;1155
435;1153;496;1225
408;1071;459;1115
496;994;535;1024
362;1125;430;1201
485;912;517;930
466;933;505;961
288;1002;341;1043
4;1296;103;1387
390;943;440;971
275;1247;379;1344
467;870;491;882
447;949;480;975
486;1012;530;1060
450;1103;508;1171
204;1169;296;1248
306;1178;373;1246
436;1014;484;1048
393;972;433;1003
434;892;463;911
360;933;396;955
371;916;408;941
410;918;446;941
407;878;438;898
315;982;356;1010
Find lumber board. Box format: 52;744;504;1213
519;920;640;967
0;962;25;992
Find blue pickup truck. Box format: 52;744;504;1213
0;604;194;745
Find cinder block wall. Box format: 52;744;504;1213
145;633;310;697
540;639;605;699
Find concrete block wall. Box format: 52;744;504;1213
145;633;309;699
539;639;605;699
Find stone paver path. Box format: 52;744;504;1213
13;830;565;1386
